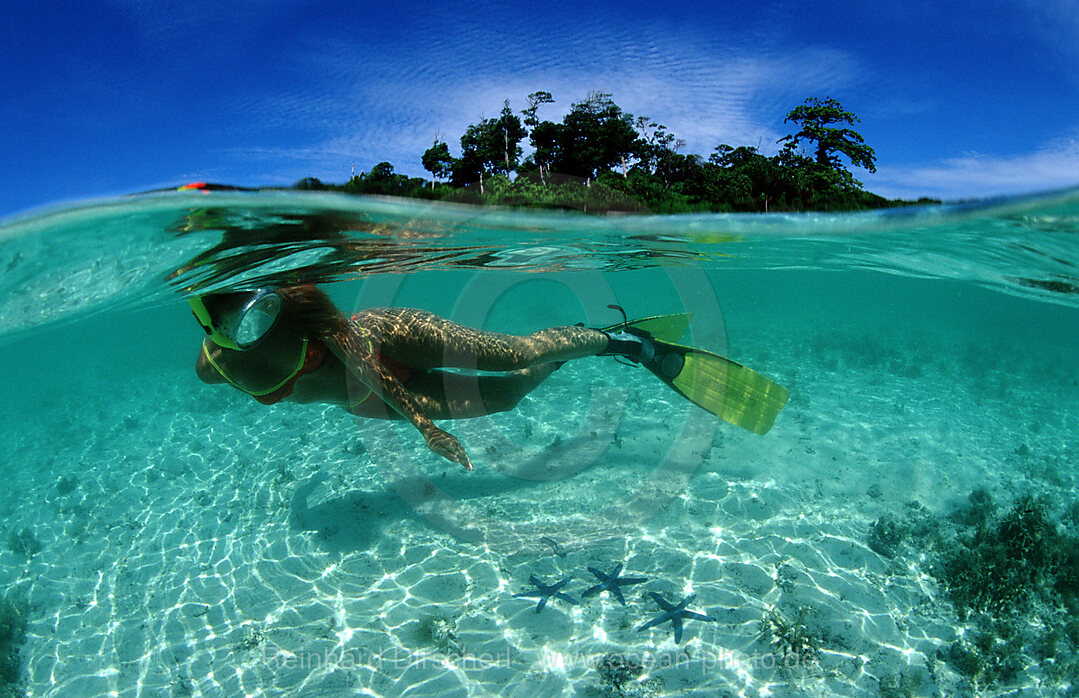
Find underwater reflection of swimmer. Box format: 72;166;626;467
190;286;789;470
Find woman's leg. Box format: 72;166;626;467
349;363;561;420
351;308;608;371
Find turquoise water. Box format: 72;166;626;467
0;189;1077;696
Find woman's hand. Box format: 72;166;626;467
333;316;475;471
425;428;474;471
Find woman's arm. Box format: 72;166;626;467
328;319;475;471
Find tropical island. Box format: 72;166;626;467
293;94;939;213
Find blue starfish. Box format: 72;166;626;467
513;574;578;613
581;563;647;606
637;592;717;644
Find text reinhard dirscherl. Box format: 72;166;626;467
260;645;813;675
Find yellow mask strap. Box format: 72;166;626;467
188;297;241;351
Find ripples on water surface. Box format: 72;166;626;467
0;188;1077;696
1;187;1077;335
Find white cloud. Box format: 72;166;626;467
873;136;1079;201
231;35;862;183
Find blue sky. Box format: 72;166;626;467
3;0;1077;217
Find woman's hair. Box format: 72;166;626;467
277;285;350;341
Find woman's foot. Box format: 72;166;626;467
600;330;655;364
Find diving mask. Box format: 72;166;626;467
189;289;282;350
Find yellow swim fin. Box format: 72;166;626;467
602;313;692;344
655;340;789;434
600;311;789;433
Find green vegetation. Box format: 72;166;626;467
939;493;1078;619
414;615;461;656
293;93;938;213
867;500;938;559
865;490;1079;691
0;591;28;698
877;669;925;698
5;527;40;558
594;652;645;694
762;605;821;663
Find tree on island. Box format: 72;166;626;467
515;92;639;184
421;140;454;186
634;118;684;178
525;120;561;185
709;145;793;212
450;101;527;193
521;91;555;129
558;92;638;181
297;92;932;212
341;161;429;197
520;91;556;183
770;97;880;209
294;176;327;191
493;102;528;175
779;97;877;179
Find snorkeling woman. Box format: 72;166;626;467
190;285;788;470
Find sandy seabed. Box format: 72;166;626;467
1;332;1076;698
